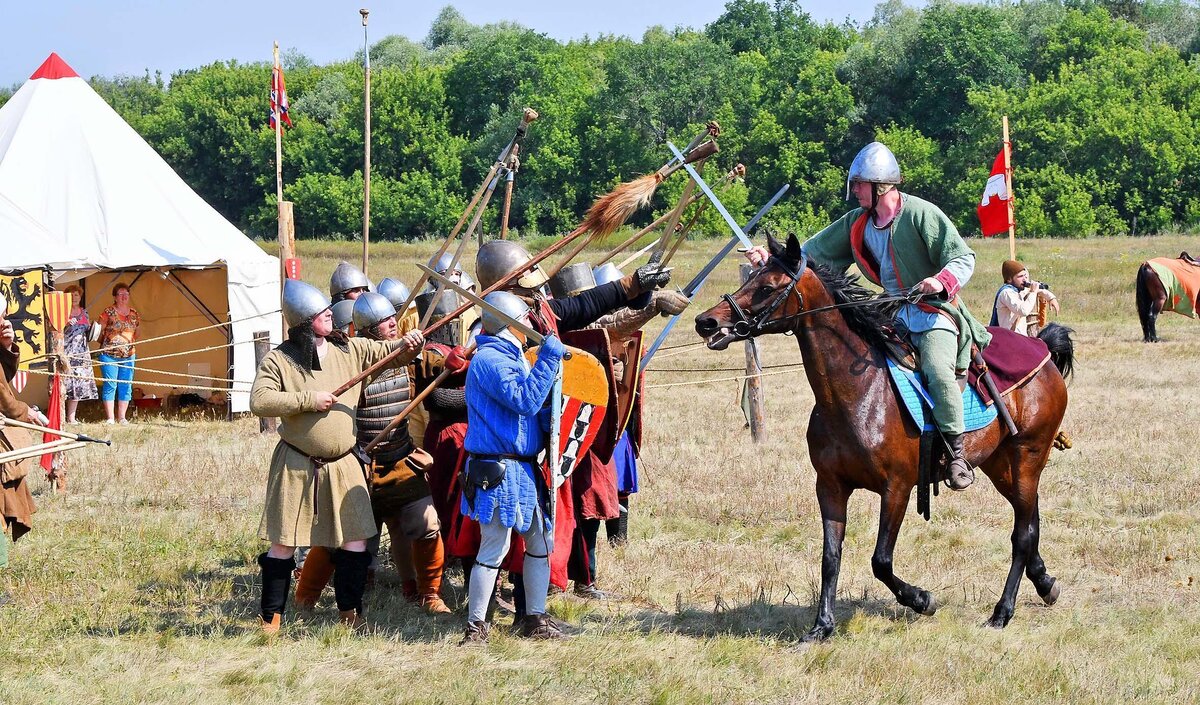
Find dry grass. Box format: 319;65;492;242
2;234;1200;704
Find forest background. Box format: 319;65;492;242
5;0;1199;241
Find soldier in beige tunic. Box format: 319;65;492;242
250;279;422;633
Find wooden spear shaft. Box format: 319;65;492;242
417;177;501;329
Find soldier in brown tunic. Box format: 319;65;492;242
250;280;422;633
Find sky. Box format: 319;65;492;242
1;0;887;86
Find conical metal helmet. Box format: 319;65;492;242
846;142;901;200
549;262;597;299
591;263;624;287
432;253;476;291
329;261;372;297
475;240;548;291
376;277;412;312
331;299;356;333
480;291;531;336
282;279;332;329
352;291;397;333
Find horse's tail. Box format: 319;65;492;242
1135;263;1151;331
1038;322;1075;382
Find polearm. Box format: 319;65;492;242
0;440;87;466
363;267;559;453
639;183;790;373
334;140;709;397
544;138;719;279
417;170;504;329
396;108;539;316
666;141;754;251
595;163;742;267
499;146;519;240
0;415;112;445
360;8;372;275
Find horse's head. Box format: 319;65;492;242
695;232;812;350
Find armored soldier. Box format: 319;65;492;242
460;292;566;642
250;279;423;633
329;261;372;303
746;142;991;490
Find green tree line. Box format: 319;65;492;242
4;0;1200;239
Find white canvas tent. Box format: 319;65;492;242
0;53;281;413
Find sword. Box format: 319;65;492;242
0;415;113;445
418;265;571;359
666;141;755;251
639;183;790;372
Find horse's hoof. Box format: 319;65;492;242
985;610;1012;630
1040;580;1061;606
800;625;834;643
918;594;937;616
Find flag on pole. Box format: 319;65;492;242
40;375;63;474
269;65;292;129
977;149;1012;237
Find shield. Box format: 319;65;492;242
608;330;643;444
561;329;620;457
43;291;71;332
524;344;608;484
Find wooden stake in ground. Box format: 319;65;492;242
254;331;277;434
360;8;372;276
740;263;766;442
1003;115;1015;261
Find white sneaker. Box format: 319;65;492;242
104;419;115;425
118;419;130;425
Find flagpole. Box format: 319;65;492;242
360;8;371;277
1002;115;1015;260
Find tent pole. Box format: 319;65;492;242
360;9;372;276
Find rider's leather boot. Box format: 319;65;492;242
945;434;974;490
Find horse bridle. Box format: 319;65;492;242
721;252;927;337
721;252;807;338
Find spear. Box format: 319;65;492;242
543;138;719;279
499;146;520;240
0;415;112;445
595;163;743;267
331;141;708;397
396;108;538;315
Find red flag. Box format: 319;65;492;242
977;148;1013;237
40;373;63;474
269;65;292;129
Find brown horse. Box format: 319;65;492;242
694;234;1075;641
1136;252;1200;342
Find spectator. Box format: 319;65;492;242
62;285;98;424
97;283;140;425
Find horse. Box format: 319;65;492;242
1136;252;1200;342
694;233;1075;642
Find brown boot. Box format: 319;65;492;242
294;546;335;610
460;620;489;645
518;613;569;640
261;613;281;635
338;609;367;631
945;434;974;490
413;534;450;614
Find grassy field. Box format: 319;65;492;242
2;233;1199;704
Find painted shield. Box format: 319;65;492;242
43;290;72;332
561;329;620;458
608;330;643;446
525;344;608;481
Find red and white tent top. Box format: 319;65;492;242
0;52;277;285
0;53;281;412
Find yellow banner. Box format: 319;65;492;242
0;269;48;370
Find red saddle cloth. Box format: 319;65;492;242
968;326;1052;405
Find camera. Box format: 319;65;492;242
1021;281;1050;291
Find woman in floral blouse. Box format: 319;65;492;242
62;285;98;423
97;283;140;425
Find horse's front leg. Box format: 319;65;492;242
871;485;937;616
802;476;850;642
986;460;1039;629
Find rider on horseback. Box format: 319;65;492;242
746;142;991;489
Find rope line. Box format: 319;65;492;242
647;362;804;373
644;367;797;389
21;367;247;394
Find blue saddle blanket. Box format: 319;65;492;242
886;358;997;433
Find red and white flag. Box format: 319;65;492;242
269;64;292;129
977;148;1013;237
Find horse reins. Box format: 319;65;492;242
722;254;929;337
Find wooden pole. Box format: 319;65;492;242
500;166;515;240
273;42;289;316
360;8;372;276
254;331;277;434
1002;115;1015;261
740;264;766;443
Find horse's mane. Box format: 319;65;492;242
802;259;895;351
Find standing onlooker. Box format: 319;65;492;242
991;260;1060;337
97;283;140;425
62;285;98;423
